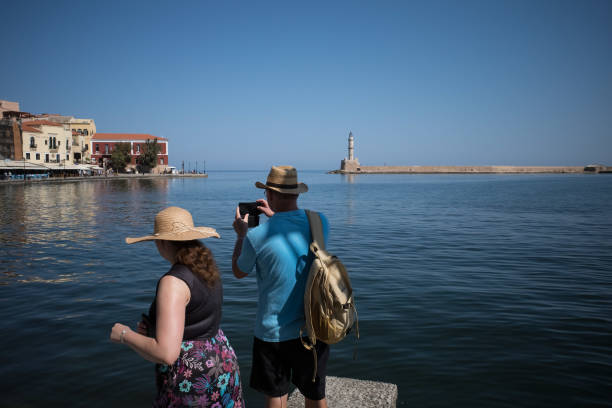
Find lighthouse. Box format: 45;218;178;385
340;131;360;172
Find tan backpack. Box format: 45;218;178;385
301;210;359;381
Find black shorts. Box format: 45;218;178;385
250;336;330;400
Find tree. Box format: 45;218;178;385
109;143;132;173
136;139;161;173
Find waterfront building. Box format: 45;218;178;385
37;115;96;164
0;101;23;160
70;118;96;164
0;118;22;160
91;133;169;173
0;100;20;116
21;120;73;166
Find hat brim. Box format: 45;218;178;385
126;227;220;244
255;181;308;194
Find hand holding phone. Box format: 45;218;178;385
238;202;260;228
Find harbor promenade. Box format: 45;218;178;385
0;173;207;184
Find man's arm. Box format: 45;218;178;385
232;206;249;279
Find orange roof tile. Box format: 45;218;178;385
22;125;42;133
93;133;167;141
22;120;63;127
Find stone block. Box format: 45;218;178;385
287;376;397;408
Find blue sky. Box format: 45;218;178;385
1;0;611;170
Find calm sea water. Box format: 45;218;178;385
1;172;611;407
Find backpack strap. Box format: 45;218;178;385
304;209;324;383
305;210;325;251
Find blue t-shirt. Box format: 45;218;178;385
237;209;329;342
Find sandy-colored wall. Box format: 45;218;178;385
0;100;20;115
23;125;72;165
337;166;586;174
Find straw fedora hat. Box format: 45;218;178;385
125;206;220;244
255;165;308;194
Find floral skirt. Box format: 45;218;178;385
153;328;244;408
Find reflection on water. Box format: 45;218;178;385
1;174;611;407
17;274;78;284
0;179;170;285
341;173;356;184
342;174;357;225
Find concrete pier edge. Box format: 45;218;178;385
329;165;612;174
287;376;398;408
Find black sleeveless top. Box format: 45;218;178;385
147;263;223;341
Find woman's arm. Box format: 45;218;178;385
110;275;190;365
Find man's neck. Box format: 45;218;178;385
274;204;299;213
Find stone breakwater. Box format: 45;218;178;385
330;165;596;174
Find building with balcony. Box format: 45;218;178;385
69;118;96;164
37;114;96;164
21;120;73;166
91;133;169;173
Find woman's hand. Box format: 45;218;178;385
137;320;148;335
110;323;131;344
108;276;188;365
256;199;275;217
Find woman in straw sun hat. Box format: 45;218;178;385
110;206;244;407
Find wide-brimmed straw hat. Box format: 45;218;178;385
255;165;308;194
125;206;220;244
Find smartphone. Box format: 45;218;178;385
239;202;261;228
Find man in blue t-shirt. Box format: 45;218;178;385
232;165;330;408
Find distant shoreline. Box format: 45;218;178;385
329;165;611;174
0;173;208;185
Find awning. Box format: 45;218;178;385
0;160;99;172
0;159;50;171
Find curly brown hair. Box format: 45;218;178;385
174;240;220;287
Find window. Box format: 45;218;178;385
95;144;99;152
84;129;88;136
45;154;49;163
26;152;30;160
66;154;70;161
30;136;35;147
56;154;60;162
45;139;48;145
36;153;40;160
136;145;140;153
105;144;109;154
